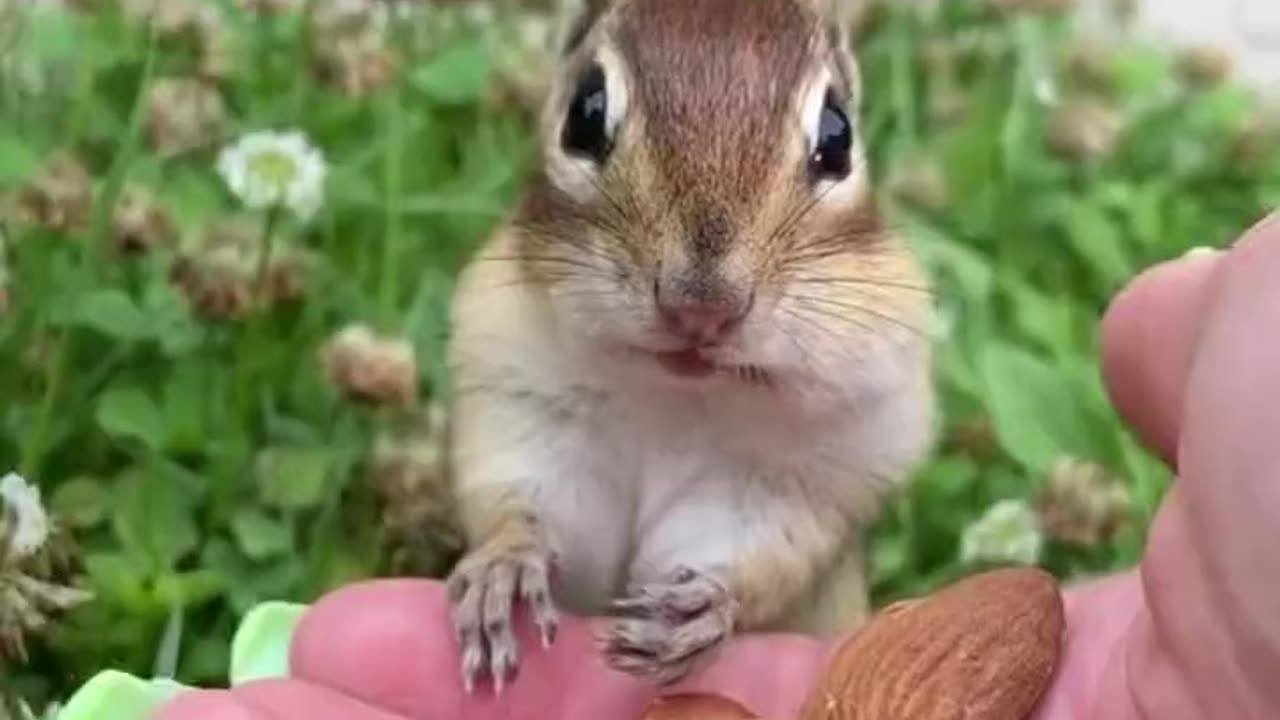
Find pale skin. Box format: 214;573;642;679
157;212;1280;719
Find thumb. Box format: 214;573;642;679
1098;247;1224;468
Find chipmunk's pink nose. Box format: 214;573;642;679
656;292;753;345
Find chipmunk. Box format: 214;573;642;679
442;0;936;694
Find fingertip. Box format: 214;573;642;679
1230;209;1280;252
291;578;461;717
1098;249;1223;466
1099;248;1220;373
295;578;452;654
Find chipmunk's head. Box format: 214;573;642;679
516;0;933;395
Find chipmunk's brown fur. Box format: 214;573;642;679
443;0;936;694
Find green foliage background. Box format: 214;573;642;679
2;0;1278;708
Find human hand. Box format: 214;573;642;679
155;578;832;719
155;212;1280;720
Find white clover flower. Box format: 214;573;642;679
216;129;328;221
960;498;1043;566
1;472;50;560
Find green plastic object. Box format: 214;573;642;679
51;673;194;720
55;601;309;720
230;602;308;685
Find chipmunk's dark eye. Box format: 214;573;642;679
561;63;611;163
810;89;852;181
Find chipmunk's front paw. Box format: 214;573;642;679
604;566;735;684
446;545;559;695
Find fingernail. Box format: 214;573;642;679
1181;245;1221;259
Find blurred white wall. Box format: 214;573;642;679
1124;0;1280;100
859;0;1280;103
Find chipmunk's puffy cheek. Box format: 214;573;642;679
545;156;600;204
751;300;818;363
545;265;657;347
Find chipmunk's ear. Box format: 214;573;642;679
819;0;863;110
558;0;614;55
798;0;859;24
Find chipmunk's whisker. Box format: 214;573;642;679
784;293;928;339
785;275;934;295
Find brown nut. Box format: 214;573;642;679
641;693;761;720
799;567;1064;720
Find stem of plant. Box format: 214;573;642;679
19;5;158;479
89;16;158;263
290;0;318;120
380;20;407;330
254;205;283;296
235;206;282;418
889;6;919;158
20;330;69;480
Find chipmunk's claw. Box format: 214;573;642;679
447;546;557;694
603;566;734;684
520;557;560;649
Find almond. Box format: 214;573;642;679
798;567;1064;720
641;693;761;720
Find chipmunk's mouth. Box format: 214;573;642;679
622;343;771;385
644;348;773;387
653;348;718;378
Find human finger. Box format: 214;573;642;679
154;681;402;720
289;578;834;719
1098;248;1224;467
1166;212;1280;714
288;579;656;720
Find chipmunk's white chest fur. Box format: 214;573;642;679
458;316;933;616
